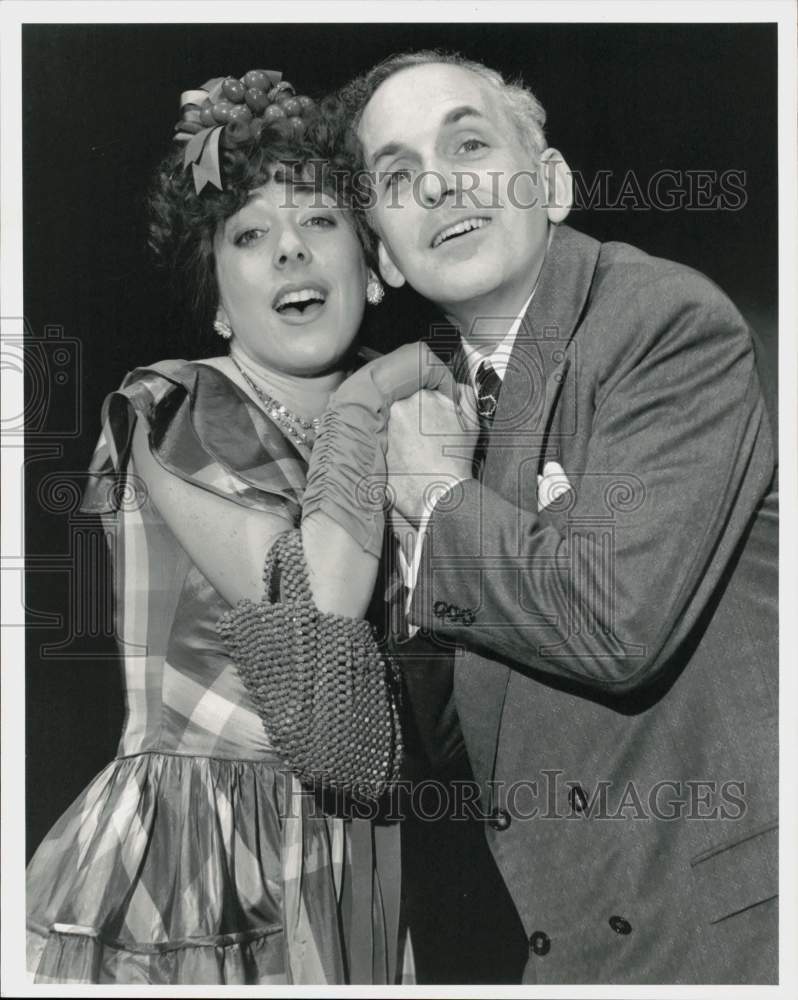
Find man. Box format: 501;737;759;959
341;52;778;984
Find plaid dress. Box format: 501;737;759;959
26;360;411;986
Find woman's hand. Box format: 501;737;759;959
302;343;457;558
333;341;458;410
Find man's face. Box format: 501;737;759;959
358;63;557;322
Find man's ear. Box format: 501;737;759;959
540;148;573;224
377;241;406;289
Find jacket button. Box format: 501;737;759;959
529;931;551;956
488;808;511;831
568;784;588;813
609;915;632;935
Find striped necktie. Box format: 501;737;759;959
473;359;502;474
475;359;502;425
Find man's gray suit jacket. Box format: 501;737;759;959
410;224;778;984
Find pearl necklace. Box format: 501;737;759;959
230;357;322;448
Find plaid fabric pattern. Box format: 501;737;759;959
82;360;308;520
27;361;411;984
27;757;345;984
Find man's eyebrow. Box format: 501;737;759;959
442;105;486;126
370;106;487;167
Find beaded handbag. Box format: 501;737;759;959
217;531;403;803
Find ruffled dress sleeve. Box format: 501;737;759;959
80;359;307;522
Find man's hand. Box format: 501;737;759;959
386;388;573;522
387;388;478;523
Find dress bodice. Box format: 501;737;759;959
80;359;312;761
113;508;276;758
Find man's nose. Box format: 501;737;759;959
418;164;457;208
273;226;312;268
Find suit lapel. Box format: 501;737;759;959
482;225;602;493
459;226;602;789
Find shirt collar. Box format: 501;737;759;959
460;287;536;389
459;223;557;388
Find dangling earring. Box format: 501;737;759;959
366;271;384;306
214;319;233;340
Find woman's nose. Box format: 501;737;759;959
273;227;312;268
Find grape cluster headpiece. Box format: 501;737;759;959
174;69;317;194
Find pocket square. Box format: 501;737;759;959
537;461;572;511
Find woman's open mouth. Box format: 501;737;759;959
272;284;328;320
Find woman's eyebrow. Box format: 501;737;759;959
372;142;406;168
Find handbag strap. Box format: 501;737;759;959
263;530;314;605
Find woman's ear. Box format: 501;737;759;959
215;303;230;326
377;241;406;289
540;148;573;224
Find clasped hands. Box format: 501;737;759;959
333;340;570;526
386;389;571;523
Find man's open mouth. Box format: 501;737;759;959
272;285;328;317
431;217;492;249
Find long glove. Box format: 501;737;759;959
301;341;457;555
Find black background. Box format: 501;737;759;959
23;21;778;982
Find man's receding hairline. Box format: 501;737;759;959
364;60;498;109
358;60;512;145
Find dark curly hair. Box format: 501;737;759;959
147;96;373;339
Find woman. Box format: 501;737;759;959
25;69;462;986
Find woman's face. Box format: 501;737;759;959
214;178;367;376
